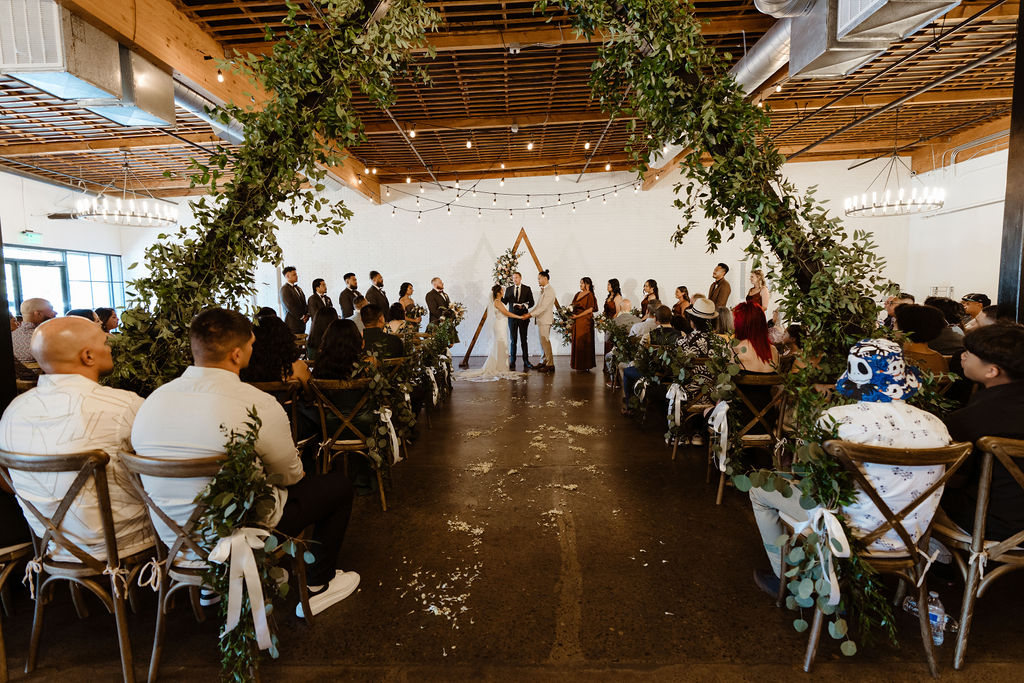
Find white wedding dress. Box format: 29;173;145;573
457;297;526;382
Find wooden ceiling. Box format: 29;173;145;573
0;0;1016;199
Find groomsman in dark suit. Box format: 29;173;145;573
502;271;535;370
366;270;389;312
280;266;308;334
307;278;332;321
425;276;459;343
338;272;361;319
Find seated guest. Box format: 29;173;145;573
924;296;966;356
312;319;376;435
0;316;151;560
780;323;807;372
386;302;410;335
361;304;404;358
895;304;949;375
613;299;640;330
961;292;991;332
67;308;100;323
95;307;119;333
11;297;56;363
731;301;779;373
132;309;358;616
629;299;661;340
881;292;915;329
750;339;951;594
256;306;279;319
941;325;1024;541
646;306;682;346
352;295;368;334
977;303;1016;327
679;298;718;396
307;306;338;362
240;313;310;385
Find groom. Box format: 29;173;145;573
503;271;535;370
530;269;556;373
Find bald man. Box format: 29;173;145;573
11;297;56;363
0;317;151;561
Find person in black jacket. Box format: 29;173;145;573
502;271;535;370
307;278;333;322
280;266;308;334
941;325;1024;541
338;273;362;319
365;271;389;313
360;304;404;359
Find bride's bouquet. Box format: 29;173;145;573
552;305;575;345
406;304;427;319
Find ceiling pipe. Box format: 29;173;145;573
172;81;245;145
755;0;817;17
729;18;793;95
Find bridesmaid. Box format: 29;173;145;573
398;282;422;330
672;285;692;332
571;277;598;373
640;279;659;318
746;270;771;314
603;279;623;368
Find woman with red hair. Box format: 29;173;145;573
731;301;779;373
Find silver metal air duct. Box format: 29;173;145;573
172;80;245;145
754;0;817;17
729;19;793;94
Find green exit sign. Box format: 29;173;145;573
19;231;42;245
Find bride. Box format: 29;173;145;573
458;284;528;382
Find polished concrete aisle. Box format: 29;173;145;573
8;358;1024;681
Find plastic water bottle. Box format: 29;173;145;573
927;591;945;646
901;596;959;634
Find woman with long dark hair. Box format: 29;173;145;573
571;277;598;373
307;306;338;362
603;279;624;367
314;319;365;381
641;279;659;318
240;314;311;385
672;286;691;332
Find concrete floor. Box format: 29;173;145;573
5;357;1024;681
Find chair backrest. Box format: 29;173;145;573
972;437;1024;558
381;356;410;381
246;380;304;442
117;450;224;569
0;448;117;572
308;377;374;445
823;440;973;553
733;373;788;439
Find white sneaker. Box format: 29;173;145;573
296;571;360;618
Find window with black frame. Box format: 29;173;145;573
3;245;124;318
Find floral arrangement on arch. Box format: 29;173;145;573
552;305;575;345
492;248;524;287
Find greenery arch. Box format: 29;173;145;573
113;0;908;656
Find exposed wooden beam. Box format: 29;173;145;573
363;110;620;135
910;113;1012;173
0;133;222;157
763;88;1015;114
56;0;380;204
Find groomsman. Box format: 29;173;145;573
708;262;732;333
503;271;535;370
307;278;332;321
280;266;308;334
530;270;556;372
338;272;361;319
425;277;460;343
366;270;389;312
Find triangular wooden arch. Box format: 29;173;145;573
458;227;560;368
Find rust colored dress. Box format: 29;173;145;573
571;291;598;371
603;295;618;357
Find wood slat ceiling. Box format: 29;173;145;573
0;0;1016;197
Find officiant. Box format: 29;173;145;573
503;272;534;370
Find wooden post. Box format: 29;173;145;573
459;228;559;368
0;219;18;412
997;11;1024;322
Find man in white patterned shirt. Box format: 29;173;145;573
0;316;151;561
10;297;56;363
748;339;951;596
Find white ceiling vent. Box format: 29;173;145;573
84;46;175;127
0;0;120;100
838;0;960;42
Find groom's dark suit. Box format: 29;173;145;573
502;283;534;368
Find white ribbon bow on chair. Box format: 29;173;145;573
634;377;649;402
379;407;402;464
666;383;687;428
425;368;439;405
791;507;852;606
208;528;273;651
707;400;730;472
969;549;989;581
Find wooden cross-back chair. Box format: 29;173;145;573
308;378;389;511
118;450;315;682
779;440;972;677
0;449;151;683
380;357;413;459
0;539;32;683
246;379;316;451
707;373;789;505
932;436;1024;670
673;357;713;461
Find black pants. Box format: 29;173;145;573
508;317;530;366
276;469;354;586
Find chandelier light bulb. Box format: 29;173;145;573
364;167;370;175
409;126;416;138
371;167;377;175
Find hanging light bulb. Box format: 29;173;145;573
455;180;460;189
386;187;390;197
405;176;411;184
472;189;477;197
357;177;363;185
584;141;591;150
477;208;482;219
614;188;618;197
586;191;591;202
409;125;416;138
633;184;638;194
417;212;422;223
571;203;576;213
217;69;224;83
508;210;513;220
526;195;531;207
454;193;460;202
466;139;472;149
775;83;783;93
500;178;505;187
416;196;420;207
541;209;546;219
604;162;611;171
371;167;377;175
602;195;607;205
557;195;561;204
391;207;396;218
555;173;560;182
655;173;660;181
419;184;425;194
492;195;497;206
527;141;534;151
447;205;452;215
364;166;370;175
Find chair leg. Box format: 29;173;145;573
148;580;168;683
776;544;790;608
802;606;825;672
1;611;7;683
294;551;314;627
716;471;726;506
917;576;939;678
70;582;90;619
111;585;136;683
893;579;907;607
188;586;205;623
953;558;982;670
26;576;46;673
671;439;678;461
376;468;388;512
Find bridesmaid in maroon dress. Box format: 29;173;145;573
571;277;598;373
602;279;623;371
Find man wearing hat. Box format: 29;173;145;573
748;338;951;597
961;292;991;332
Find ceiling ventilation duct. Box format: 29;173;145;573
789;0;889;78
0;0;120;100
837;0;960;42
83;46;176;127
755;0;818;17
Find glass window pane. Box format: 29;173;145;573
20;264;67;312
69;281;92;310
113;286;125;309
67;253;91;281
89;254;107;281
5;263;15;317
91;282;112;308
3;247;63;262
111;256;123;282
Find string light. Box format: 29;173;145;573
604;162;611;171
466;140;472;149
613;188;618;197
454;193;459;202
655;173;660;181
756;101;764;108
602;195;607;205
500;178;505;186
419;184;425;194
364;166;370;174
527;141;534;151
508;210;513;220
386;187;390;197
477;208;482;218
357;176;362;184
447;205;451;215
472;189;477;197
455;180;460;189
500;162;506;169
409;125;416;138
371;167;377;175
217;70;224;83
584;141;591;150
541;209;545;219
525;195;530;207
775;83;783;92
405;176;411;183
492;196;497;206
391;207;396;218
555;173;560;182
557;195;561;204
633;184;638;194
417;212;421;223
586;191;591;202
416;196;420;207
571;203;576;213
